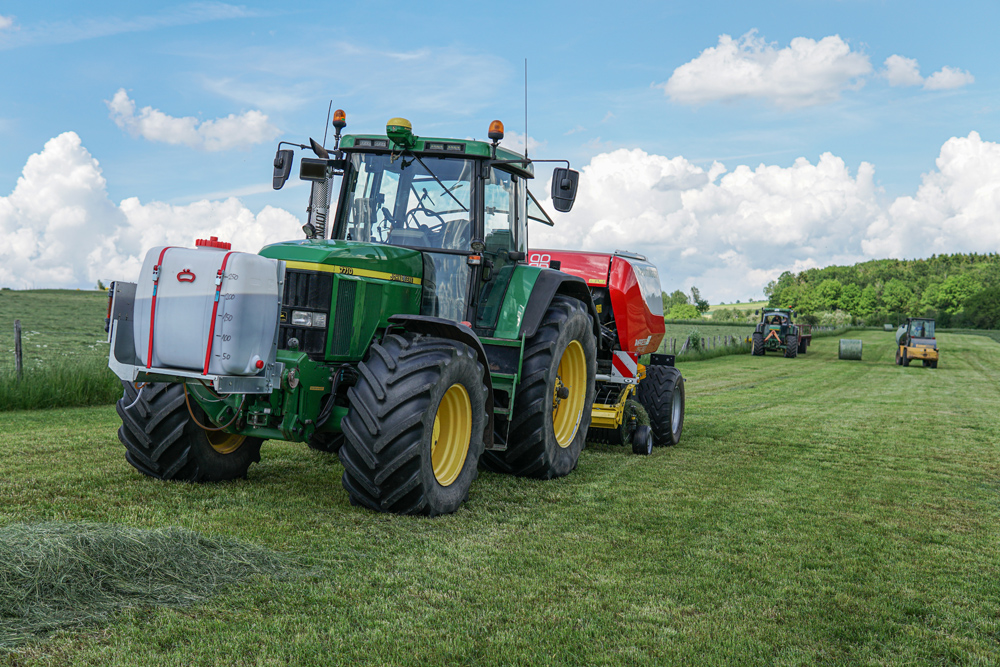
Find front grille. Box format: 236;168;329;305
331;280;357;356
279;269;332;359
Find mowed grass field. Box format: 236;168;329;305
2;330;1000;664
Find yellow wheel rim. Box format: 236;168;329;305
552;340;587;448
206;431;246;455
431;383;472;486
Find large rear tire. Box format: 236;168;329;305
480;296;597;479
338;333;487;516
636;366;685;447
116;381;263;482
784;335;798;358
752;332;765;356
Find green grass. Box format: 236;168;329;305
706;300;767;315
0;290;116;410
3;331;1000;664
0;289;109;371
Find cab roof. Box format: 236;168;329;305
340;134;534;179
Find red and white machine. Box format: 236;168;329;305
529;249;679;454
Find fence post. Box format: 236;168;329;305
14;319;22;382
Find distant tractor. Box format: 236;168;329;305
751;308;811;358
105;112;683;517
896;317;939;368
528;249;685;454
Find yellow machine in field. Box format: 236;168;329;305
895;317;939;368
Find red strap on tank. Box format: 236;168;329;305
146;247;176;369
203;251;236;375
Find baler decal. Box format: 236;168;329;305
284;260;421;285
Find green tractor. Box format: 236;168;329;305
106;112;671;516
751;307;810;358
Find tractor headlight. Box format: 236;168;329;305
291;311;327;327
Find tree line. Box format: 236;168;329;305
759;252;1000;328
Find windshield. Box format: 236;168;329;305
911;320;935;337
339;152;473;251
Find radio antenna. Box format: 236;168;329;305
321;100;333;146
524;58;528;161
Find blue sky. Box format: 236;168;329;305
2;1;998;301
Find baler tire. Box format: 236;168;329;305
480;295;596;479
895;347;902;365
752;332;765;356
631;425;653;456
308;432;344;454
785;335;798;358
116;381;263;482
636;366;685;447
338;333;488;516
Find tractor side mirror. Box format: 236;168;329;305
550;168;579;212
273;149;294;190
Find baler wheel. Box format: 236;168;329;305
752;332;765;356
338;333;487;516
895;347;902;365
116;381;263;482
785;335;798;358
631;425;653;455
636;366;685;447
480;296;596;479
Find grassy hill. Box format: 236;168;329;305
3;330;1000;663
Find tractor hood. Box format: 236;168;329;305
259;239;424;284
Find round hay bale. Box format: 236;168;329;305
839;339;863;360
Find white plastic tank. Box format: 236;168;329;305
133;237;282;376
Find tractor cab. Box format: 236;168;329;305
762;309;792;336
272;116;579;336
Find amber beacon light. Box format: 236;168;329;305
488;120;504;142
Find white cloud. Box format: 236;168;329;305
0;15;14;30
864;131;1000;258
923;66;975;91
106;89;279;151
882;55;923;87
661;31;871;108
532;132;1000;302
881;56;974;91
531;148;879;300
0;132;300;289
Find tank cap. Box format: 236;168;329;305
195;236;232;250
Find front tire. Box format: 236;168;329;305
902;349;911;366
752;332;765;356
636;366;685;447
338;333;488;516
116;381;262;482
481;296;597;479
